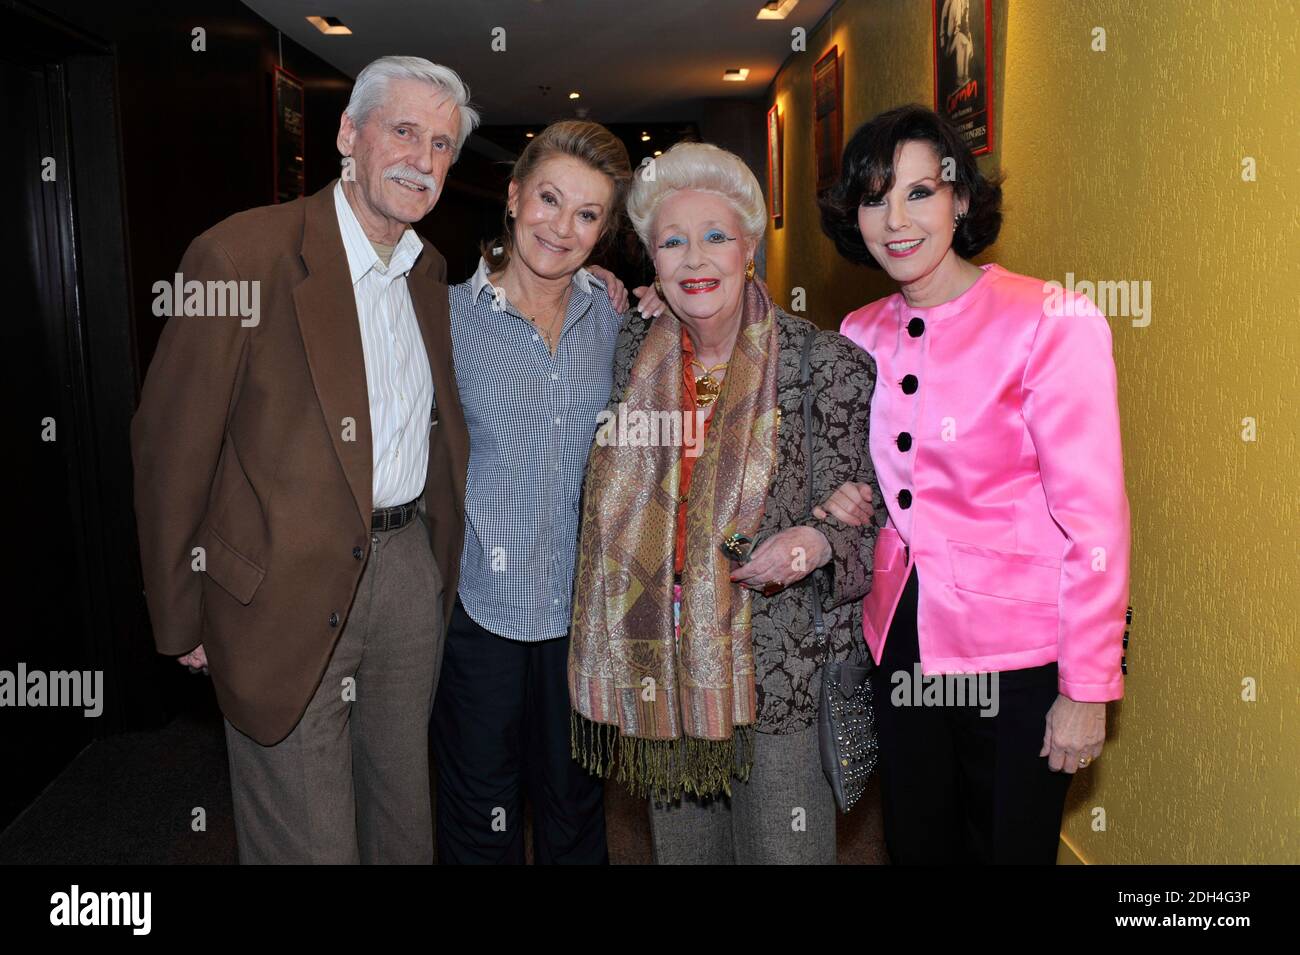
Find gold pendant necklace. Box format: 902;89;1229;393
691;358;728;407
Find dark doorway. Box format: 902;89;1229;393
0;1;157;831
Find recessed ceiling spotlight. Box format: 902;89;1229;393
723;68;750;82
640;132;651;142
525;131;535;138
306;15;352;35
568;91;581;100
756;0;799;20
654;150;663;157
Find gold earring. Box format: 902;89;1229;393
744;259;755;281
654;276;664;297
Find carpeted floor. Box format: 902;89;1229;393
0;713;887;864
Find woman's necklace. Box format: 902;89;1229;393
690;357;728;407
521;287;569;351
491;270;568;351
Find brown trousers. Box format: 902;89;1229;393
223;512;444;864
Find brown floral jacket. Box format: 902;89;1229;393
605;306;884;734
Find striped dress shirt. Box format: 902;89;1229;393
333;182;434;508
451;256;624;641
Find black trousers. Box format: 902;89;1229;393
870;568;1073;864
430;597;608;864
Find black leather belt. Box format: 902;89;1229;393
372;499;418;532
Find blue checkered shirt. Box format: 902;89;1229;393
450;257;625;641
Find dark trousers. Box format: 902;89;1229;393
870;568;1073;864
430;597;608;864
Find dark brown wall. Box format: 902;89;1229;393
31;0;356;372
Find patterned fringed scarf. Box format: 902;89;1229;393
569;277;781;801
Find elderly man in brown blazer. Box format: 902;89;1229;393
131;56;476;863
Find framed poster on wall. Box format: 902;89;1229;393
273;65;305;203
767;103;783;223
812;46;841;194
933;0;994;155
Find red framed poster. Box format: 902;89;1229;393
766;103;783;223
812;46;842;194
932;0;994;156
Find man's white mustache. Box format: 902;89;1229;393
384;165;438;192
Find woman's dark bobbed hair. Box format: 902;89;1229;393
818;104;1002;268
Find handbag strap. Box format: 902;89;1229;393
799;327;828;651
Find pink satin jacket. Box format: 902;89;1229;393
841;264;1130;702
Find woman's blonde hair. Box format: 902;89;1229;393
626;142;767;250
483;120;632;271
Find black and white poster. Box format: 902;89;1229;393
933;0;994;155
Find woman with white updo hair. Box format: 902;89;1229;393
568;142;883;863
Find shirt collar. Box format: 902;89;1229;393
333;180;424;285
468;255;602;305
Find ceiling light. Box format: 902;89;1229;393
568;91;581;100
640;132;651;141
306;15;352;35
723;68;750;81
525;132;535;138
756;0;799;19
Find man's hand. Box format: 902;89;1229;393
586;265;628;313
178;644;208;674
812;481;875;526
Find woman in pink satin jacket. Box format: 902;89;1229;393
818;105;1131;864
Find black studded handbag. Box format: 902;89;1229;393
799;328;879;813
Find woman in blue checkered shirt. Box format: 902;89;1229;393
433;120;634;864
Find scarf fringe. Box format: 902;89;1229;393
571;709;755;802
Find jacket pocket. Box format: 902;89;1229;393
947;540;1061;606
863;526;908;642
200;528;267;606
873;526;904;574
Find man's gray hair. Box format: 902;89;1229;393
345;56;481;159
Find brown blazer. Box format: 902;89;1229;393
131;180;468;746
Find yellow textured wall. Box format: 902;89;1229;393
766;0;1298;863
